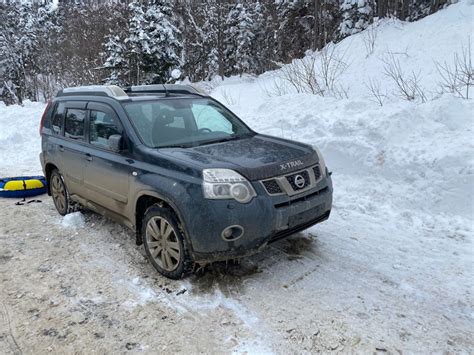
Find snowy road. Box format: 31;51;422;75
0;184;471;353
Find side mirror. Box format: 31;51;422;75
108;134;123;152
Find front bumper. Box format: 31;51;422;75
185;175;333;262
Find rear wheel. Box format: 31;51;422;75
142;205;192;279
50;169;69;216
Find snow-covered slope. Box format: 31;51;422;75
0;2;472;352
210;0;474;103
205;0;474;224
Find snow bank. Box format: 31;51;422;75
0;101;45;176
204;1;474;231
243;95;473;219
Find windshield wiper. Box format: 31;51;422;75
194;133;252;147
155;133;255;149
154;143;193;149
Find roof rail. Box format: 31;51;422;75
56;85;128;99
124;84;205;96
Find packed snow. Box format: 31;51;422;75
61;212;86;229
0;1;472;353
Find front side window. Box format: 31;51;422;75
64;109;85;140
124;98;252;148
89;110;121;149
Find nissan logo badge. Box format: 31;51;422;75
294;175;305;188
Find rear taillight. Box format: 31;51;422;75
40;100;52;135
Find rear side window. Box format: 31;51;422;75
50;102;65;135
89;110;121;149
64;109;86;141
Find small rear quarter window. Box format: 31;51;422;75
49;102;65;135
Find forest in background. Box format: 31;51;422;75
0;0;452;105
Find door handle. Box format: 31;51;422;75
85;153;93;162
58;145;64;152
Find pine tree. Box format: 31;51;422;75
202;2;219;80
0;4;20;104
35;2;61;100
251;1;266;74
179;3;204;81
224;3;255;77
338;0;373;38
103;35;128;86
0;2;39;104
144;1;182;83
126;0;149;85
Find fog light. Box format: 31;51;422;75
221;225;244;241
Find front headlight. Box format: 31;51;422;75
202;169;256;203
313;146;327;176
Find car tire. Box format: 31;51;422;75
142;204;193;279
50;169;70;216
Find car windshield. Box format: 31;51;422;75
123;98;253;148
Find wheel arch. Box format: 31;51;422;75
134;191;192;249
44;162;59;196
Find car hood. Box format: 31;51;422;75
158;134;318;180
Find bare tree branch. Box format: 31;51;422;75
382;51;426;102
435;38;473;99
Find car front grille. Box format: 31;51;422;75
262;179;283;195
260;164;323;197
313;165;321;180
285;170;311;191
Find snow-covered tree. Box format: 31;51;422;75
0;0;454;103
126;1;149;85
144;1;182;83
0;2;39;104
251;1;266;74
122;1;182;84
103;35;128;86
35;2;61;100
202;2;220;80
224;3;255;76
338;0;373;39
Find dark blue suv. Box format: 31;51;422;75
39;85;333;279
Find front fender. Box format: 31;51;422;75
132;173;198;251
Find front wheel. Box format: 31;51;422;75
50;169;69;216
142;205;192;279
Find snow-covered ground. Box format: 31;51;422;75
0;1;473;353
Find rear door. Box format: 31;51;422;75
82;102;131;215
41;101;66;173
60;102;88;195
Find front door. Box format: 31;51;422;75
83;102;131;215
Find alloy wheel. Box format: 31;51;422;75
145;216;181;272
51;174;67;213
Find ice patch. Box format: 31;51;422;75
120;279;157;308
61;212;85;229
